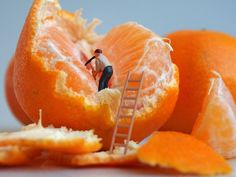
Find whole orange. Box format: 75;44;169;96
161;30;236;133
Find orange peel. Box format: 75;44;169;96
0;146;40;166
0;122;102;154
137;131;231;176
49;141;139;166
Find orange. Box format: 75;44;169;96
138;131;231;176
12;0;179;149
192;71;236;159
161;30;236;133
5;58;32;125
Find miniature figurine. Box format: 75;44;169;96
85;49;113;91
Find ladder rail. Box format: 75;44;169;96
124;71;144;154
109;71;131;153
110;71;145;155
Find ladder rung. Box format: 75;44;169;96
119;114;133;118
114;143;126;147
117;124;129;128
123;96;136;100
126;87;139;91
121;105;135;109
128;79;141;82
116;133;128;138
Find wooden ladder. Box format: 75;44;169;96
110;71;144;155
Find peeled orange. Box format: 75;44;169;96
49;141;139;166
5;58;32;125
12;0;179;149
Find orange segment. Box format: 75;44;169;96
0;146;40;166
5;58;32;125
96;23;176;96
0;122;102;154
12;0;179;149
138;131;231;176
192;72;236;158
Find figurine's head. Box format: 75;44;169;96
94;49;102;58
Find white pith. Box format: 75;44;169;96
0;121;101;144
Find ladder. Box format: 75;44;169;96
110;71;144;155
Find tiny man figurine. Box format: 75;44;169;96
85;49;113;91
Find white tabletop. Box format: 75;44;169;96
0;159;235;177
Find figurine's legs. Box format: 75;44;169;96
98;66;113;91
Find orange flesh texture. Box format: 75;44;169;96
13;0;179;149
138;131;231;175
161;30;236;133
35;9;98;95
5;59;32;125
96;23;179;141
192;73;236;158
